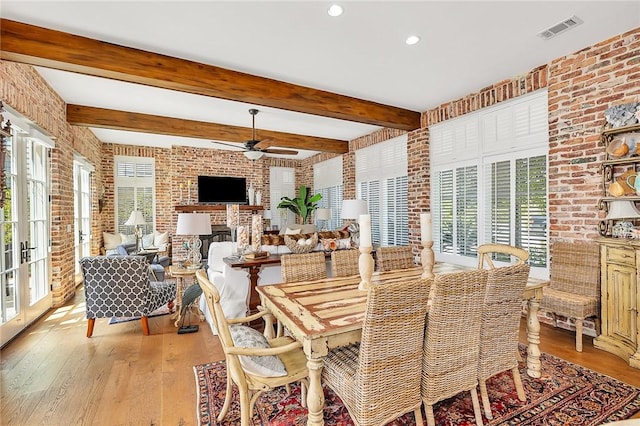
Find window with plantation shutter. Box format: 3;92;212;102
314;157;343;230
270;167;296;230
431;90;549;278
356;135;408;246
114;156;155;235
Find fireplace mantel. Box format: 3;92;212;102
175;205;264;213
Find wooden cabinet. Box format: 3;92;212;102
595;238;640;368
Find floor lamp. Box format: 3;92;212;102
176;213;212;268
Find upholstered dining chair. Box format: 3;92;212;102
421;269;488;426
477;262;531;419
323;277;432;426
541;241;600;352
195;270;309;426
281;251;327;283
330;248;360;277
375;246;415;271
80;256;176;337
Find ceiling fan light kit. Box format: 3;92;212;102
244;150;264;160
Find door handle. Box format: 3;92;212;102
20;241;37;264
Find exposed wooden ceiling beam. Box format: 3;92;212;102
1;19;421;131
67;105;349;154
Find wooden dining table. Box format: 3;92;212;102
257;263;548;426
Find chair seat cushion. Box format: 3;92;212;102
541;288;599;318
229;325;287;377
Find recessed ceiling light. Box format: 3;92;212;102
327;4;343;17
405;35;421;45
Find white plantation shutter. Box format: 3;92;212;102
114;156;155;234
314;157;343;230
431;90;549;276
356;135;408;246
270;167;296;229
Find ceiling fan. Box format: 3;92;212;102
211;109;298;159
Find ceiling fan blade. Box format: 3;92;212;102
253;138;274;150
211;140;244;150
264;148;298;155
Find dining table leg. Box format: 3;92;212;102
526;295;542;378
306;357;325;426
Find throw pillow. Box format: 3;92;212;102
154;230;169;248
142;233;154;248
228;324;287;377
120;233;137;245
284;227;301;235
103;232;122;250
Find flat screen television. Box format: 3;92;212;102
197;176;247;204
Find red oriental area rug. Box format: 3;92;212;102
193;346;640;425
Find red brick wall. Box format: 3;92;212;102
547;28;640;242
1;61;103;307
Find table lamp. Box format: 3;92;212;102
316;208;331;231
176;213;212;268
264;209;273;230
124;210;147;251
341;199;368;243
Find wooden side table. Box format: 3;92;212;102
168;265;203;327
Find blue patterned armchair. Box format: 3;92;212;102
80;256;176;337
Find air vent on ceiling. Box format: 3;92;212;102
537;15;583;40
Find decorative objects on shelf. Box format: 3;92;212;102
420;212;434;279
0;102;11;210
226;204;240;254
277;185;322;224
124;210;147;251
255;190;262;206
176;212;212;268
604;102;639;128
187;180;193;205
358;214;374;291
598;121;640;236
251;214;263;252
248;183;255;206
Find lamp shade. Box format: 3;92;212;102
124;210;146;226
176;213;212;235
606;200;640;220
341;199;368;219
244;150;264;160
316;208;331;220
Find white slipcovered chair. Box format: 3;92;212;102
200;241;282;335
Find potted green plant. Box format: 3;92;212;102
277;185;322;224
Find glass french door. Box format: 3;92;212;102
74;160;92;275
1;111;52;347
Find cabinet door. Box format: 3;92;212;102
606;263;637;346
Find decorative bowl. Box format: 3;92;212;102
607;139;630;158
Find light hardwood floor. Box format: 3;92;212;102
1;286;639;425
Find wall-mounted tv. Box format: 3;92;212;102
197;176;247;204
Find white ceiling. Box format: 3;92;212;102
2;1;639;158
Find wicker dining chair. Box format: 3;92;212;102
541;241;600;352
477;243;529;269
330;248;360;277
195;270;309;426
375;246;415;271
421;269;488;426
280;251;327;283
323;277;432;426
477;262;531;419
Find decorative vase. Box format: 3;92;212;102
248;183;255;206
255;190;262;206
